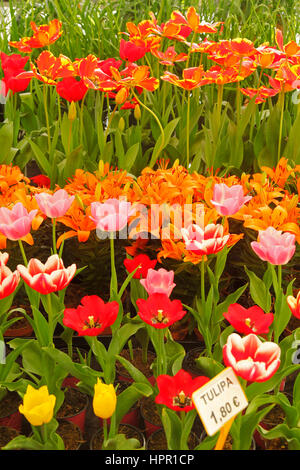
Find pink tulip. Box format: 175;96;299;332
17;255;76;295
35;189;75;219
251;226;295;265
0;202;37;241
223;333;281;382
211;183;252;216
0;252;20;300
140;268;176;297
181;223;230;256
90;198;132;232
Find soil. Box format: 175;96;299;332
116;348;156;380
90;423;145;450
147;428;199;450
260;405;288;450
140;396;162;427
0;392;21;419
57;388;88;419
3;308;33;337
57;420;85;450
0;426;20;448
182;346;206;376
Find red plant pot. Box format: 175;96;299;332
0;409;22;432
0;392;22;432
57;389;89;434
140;397;162;438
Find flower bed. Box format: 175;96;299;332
0;0;299;451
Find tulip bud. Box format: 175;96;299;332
68;101;77;121
118;116;125;132
93;379;117;419
134;104;141;120
19;385;56;426
115;87;128;105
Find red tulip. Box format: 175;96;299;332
223;333;281;382
123;254;157;279
223;303;274;335
17;255;76;295
119;38;147;62
63;295;119;336
0;52;32;95
56;77;88;102
0;252;20;300
155;369;210;412
136;293;186;329
30;175;51;188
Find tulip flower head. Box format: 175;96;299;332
93;379;117;419
223;303;274;335
223;333;281;382
35;189;75;219
211;183;252;216
17;254;76;295
0;202;37;241
0;252;20;300
63;295;119;336
19;385;56;426
181;223;230;256
90;198;133;233
251;226;296;265
0;52;32;95
124;254;157;279
287;291;300;320
140;268;176;296
136;293;186;328
155;369;210;412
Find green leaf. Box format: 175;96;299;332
161;407;182;450
149;118;180;168
115;382;153;428
0;121;14;164
27;138;51;175
245;266;271;312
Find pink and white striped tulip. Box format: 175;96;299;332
181;223;229;256
223;333;281;382
0;252;20;300
0;202;37;241
140;268;176;297
35;189;75;219
251;226;295;265
211;183;252;216
17;255;76;295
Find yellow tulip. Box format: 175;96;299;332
19;385;56;426
93;379;117;419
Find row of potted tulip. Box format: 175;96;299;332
0;179;299;449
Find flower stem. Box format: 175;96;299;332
109;232;117;298
43;84;51;154
52;218;57;255
186;91;191;169
278;90;285;163
18;239;28;266
132;90;165;166
47;293;54;344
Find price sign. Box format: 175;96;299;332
192;367;248;436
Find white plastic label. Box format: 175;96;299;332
192;367;248;436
